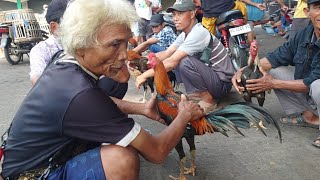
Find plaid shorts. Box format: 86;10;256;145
47;147;106;180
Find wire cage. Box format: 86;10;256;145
0;9;43;44
34;13;51;35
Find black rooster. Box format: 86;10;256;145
240;40;265;106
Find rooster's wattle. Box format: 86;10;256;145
147;53;282;180
240;40;265;106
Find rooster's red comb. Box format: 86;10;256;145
147;53;156;60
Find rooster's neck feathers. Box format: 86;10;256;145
153;58;174;96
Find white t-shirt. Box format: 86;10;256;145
134;0;152;20
172;23;234;81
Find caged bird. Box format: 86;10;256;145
147;52;282;180
240;40;266;107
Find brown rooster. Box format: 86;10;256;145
240;40;265;106
147;53;282;180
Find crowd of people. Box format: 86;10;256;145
0;0;319;179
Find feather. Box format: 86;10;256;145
149;52;282;142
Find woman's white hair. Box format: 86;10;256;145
59;0;139;56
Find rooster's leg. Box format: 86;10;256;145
184;133;196;176
139;84;148;102
169;140;187;180
256;92;265;107
243;92;252;103
141;90;147;103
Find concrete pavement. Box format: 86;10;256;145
0;27;319;179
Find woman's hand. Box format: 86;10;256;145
178;94;204;122
143;95;166;124
231;67;246;94
135;74;147;89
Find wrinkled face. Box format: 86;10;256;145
307;3;320;33
76;24;131;83
172;10;194;31
151;23;165;34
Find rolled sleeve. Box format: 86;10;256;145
303;64;320;87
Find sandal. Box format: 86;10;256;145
312;135;320;149
279;114;319;129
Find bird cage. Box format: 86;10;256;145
0;9;42;43
34;13;51;35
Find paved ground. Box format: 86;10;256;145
0;27;319;179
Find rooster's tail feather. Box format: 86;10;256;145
231;102;282;142
198;102;282;142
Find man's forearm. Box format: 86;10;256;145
111;97;147;115
273;79;309;93
133;41;149;54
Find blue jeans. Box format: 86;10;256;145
149;44;166;53
47;147;106;180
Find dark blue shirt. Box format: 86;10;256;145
201;0;235;18
266;24;320;87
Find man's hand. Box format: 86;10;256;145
135;74;147;89
245;67;275;93
231;67;246;94
143;95;166;124
178;94;204;122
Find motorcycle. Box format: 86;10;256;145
216;10;252;70
0;23;44;65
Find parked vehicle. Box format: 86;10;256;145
216;10;251;70
0;9;46;65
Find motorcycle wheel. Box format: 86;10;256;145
4;38;23;65
229;36;248;70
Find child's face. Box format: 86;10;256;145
151;23;165;34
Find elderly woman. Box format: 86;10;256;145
1;0;204;179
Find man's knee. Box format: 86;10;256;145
269;67;294;80
176;56;192;69
101;145;140;179
310;79;320;105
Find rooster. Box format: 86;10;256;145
127;49;155;102
147;53;282;180
127;44;177;102
240;40;265;106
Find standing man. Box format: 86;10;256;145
134;0;153;43
232;0;320;149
